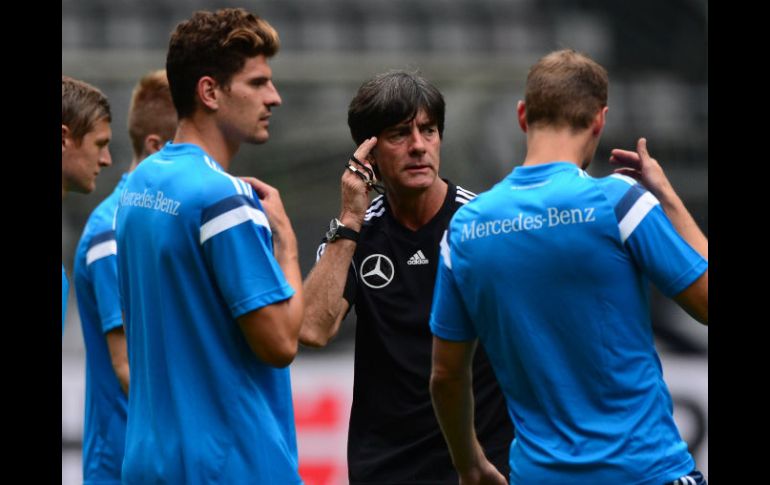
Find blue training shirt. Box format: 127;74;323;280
74;173;129;484
115;143;301;484
430;162;707;485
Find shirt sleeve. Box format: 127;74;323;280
429;230;477;341
611;181;707;297
85;230;124;333
200;193;294;318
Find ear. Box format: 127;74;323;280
144;134;165;155
517;101;527;133
592;106;608;136
62;125;70;153
196;76;220;111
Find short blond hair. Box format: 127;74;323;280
525;49;608;131
128;70;177;158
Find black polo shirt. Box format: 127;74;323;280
321;179;513;484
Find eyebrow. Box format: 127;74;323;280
248;75;271;85
385;119;437;133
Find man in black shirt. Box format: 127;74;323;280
301;70;513;484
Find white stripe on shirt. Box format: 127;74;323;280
365;207;386;221
440;230;452;269
86;240;117;266
200;205;270;244
618;191;659;243
456;186;476;198
204;155;244;195
610;173;637;186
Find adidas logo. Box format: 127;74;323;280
407;250;429;265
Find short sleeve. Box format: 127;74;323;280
85;230;124;333
625;204;707;297
604;177;707;297
429;230;477;341
201;194;294;318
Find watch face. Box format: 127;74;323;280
326;218;340;241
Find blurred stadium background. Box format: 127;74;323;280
62;0;708;483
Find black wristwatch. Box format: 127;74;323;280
324;218;359;243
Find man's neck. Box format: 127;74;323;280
174;116;239;171
522;127;595;169
386;178;448;231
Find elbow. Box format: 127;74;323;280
299;326;330;348
698;305;708;326
429;370;451;398
692;299;708;325
260;340;298;368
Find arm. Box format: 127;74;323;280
610;137;708;324
237;178;304;367
673;270;708;325
105;326;129;395
86;243;131;393
299;243;353;347
299;137;378;347
430;337;507;485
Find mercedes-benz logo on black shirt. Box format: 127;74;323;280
360;254;395;289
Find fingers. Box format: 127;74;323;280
609;149;641;168
609;148;639;159
613;167;642;181
352;137;378;178
345;136;379;188
353;137;378;165
239;176;275;199
636;137;649;160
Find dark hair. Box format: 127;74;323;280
348;70;445;145
166;8;280;119
128;70;177;158
525;49;608;131
62;75;112;143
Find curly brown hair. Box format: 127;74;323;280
166;8;280;119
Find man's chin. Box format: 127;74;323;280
401;173;437;190
248;132;270;145
73;183;96;194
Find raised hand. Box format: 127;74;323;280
340;136;378;230
609;137;673;199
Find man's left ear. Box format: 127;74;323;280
517;100;527;133
197;76;220;111
62;125;70;152
144;134;165;155
592;106;608;135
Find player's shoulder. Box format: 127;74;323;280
184;154;256;209
361;195;387;233
443;179;477;216
140;144;255;207
81;188;122;243
453;183;477;206
451;177;506;217
593;173;655;208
